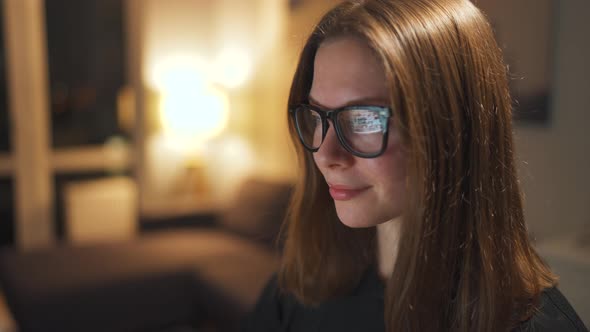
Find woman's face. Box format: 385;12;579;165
310;36;407;228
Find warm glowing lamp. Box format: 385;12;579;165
148;56;232;195
211;46;252;89
151;56;230;143
160;85;229;140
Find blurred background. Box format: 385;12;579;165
0;0;588;331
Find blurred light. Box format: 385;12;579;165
149;49;253;92
160;85;229;141
150;55;206;92
150;55;230;142
212;46;252;88
203;134;256;198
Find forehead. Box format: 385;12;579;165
310;36;388;108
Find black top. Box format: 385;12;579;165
242;271;588;332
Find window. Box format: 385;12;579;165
0;177;14;247
45;0;128;147
45;0;130;238
0;3;14;247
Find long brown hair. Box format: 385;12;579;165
279;0;557;331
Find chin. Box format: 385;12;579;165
335;208;380;228
339;219;376;228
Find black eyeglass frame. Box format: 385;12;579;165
288;104;393;158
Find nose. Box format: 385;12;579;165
313;123;354;169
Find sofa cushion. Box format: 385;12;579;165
219;178;292;247
0;230;278;332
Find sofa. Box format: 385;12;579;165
0;177;292;332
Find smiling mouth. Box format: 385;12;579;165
328;185;369;201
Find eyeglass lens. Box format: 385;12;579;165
294;106;385;155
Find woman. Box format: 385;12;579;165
244;0;588;331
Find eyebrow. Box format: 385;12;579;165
307;95;390;109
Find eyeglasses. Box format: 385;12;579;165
289;104;392;158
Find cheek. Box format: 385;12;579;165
380;132;406;169
367;140;407;190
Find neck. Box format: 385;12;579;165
376;217;402;281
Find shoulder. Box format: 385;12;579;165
241;274;280;331
242;271;385;332
514;287;588;332
241;274;299;332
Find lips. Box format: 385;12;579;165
328;184;369;201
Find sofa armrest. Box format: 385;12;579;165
0;244;199;332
